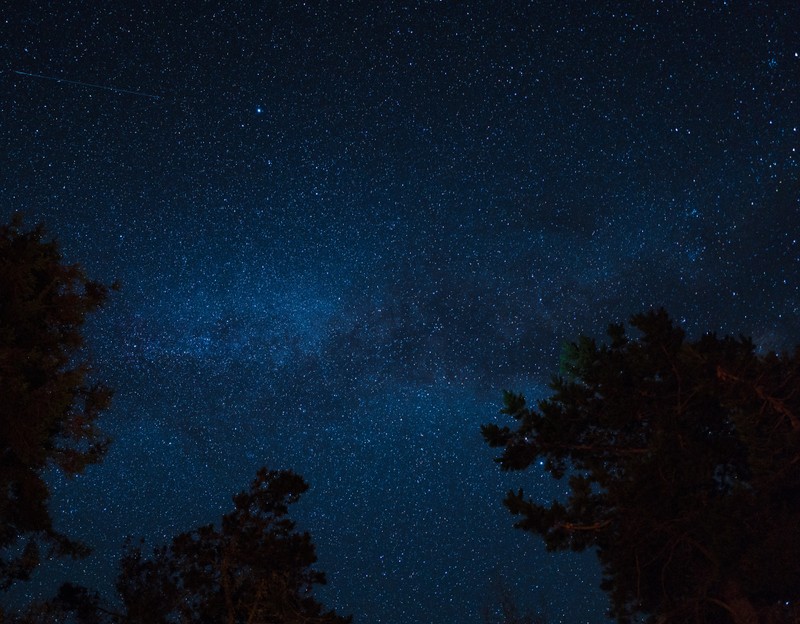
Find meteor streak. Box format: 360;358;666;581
14;70;161;100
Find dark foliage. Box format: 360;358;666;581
483;310;800;624
0;216;114;591
117;467;350;624
41;468;350;624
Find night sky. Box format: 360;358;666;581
2;2;799;623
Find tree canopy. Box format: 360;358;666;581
40;468;350;624
118;467;350;624
483;310;800;624
0;216;114;590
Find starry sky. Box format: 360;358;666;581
2;2;799;623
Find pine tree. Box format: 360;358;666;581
114;469;350;624
483;310;800;624
0;216;114;590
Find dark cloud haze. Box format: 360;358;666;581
2;2;799;623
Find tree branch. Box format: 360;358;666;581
717;366;800;431
556;520;611;532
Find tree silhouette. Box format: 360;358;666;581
483;310;800;624
0;216;114;591
117;468;350;624
42;468;350;624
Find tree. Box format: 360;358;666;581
1;583;107;624
482;310;800;624
48;468;350;624
0;216;115;591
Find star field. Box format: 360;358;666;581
2;2;799;623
